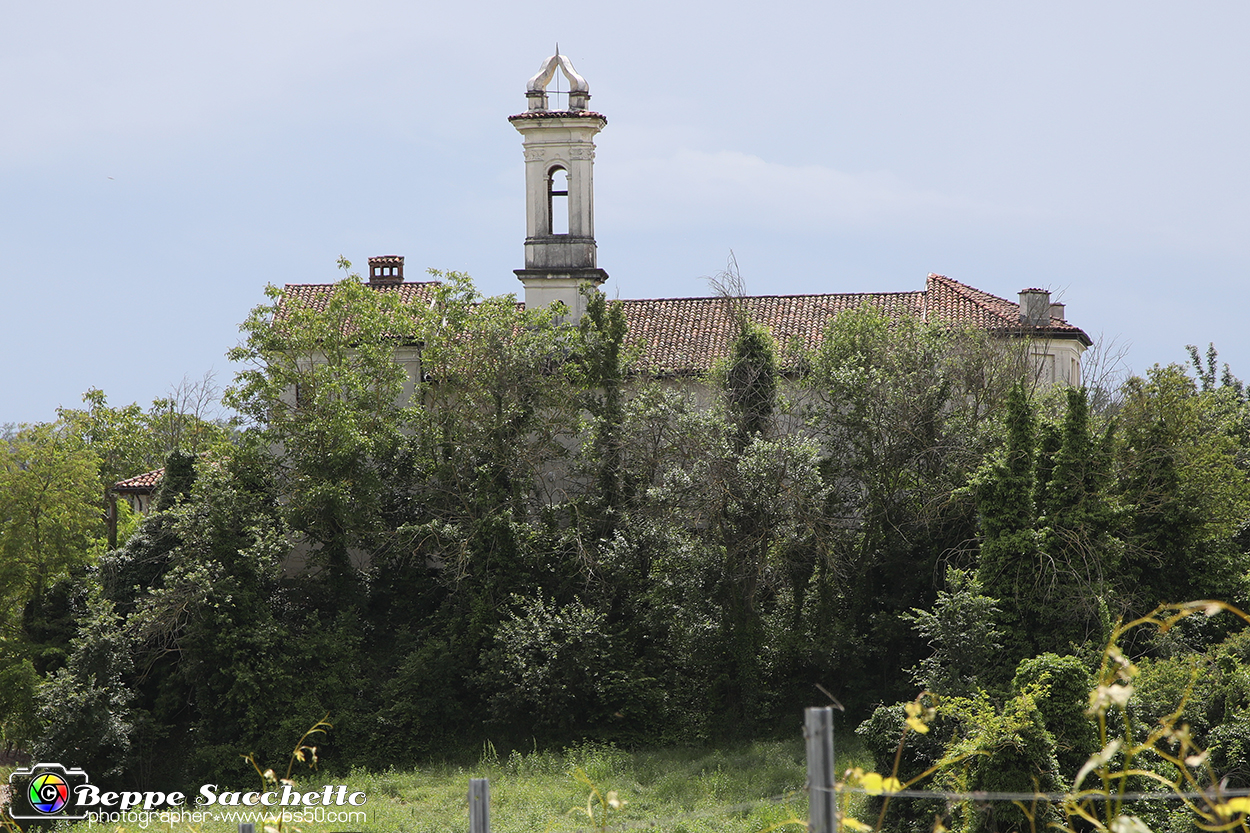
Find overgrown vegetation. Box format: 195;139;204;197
851;602;1250;833
4;260;1250;833
38;738;828;833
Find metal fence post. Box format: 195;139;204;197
469;777;491;833
806;706;838;833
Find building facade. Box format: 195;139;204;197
113;51;1092;512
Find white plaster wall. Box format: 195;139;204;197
1025;336;1085;387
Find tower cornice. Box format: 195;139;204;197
508;111;607;124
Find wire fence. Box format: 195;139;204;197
450;784;1250;833
568;791;800;832
823;785;1250;802
544;786;1250;833
442;705;1250;833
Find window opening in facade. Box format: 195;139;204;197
548;167;569;235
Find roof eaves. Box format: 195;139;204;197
112;467;165;492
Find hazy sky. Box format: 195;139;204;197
3;1;1247;423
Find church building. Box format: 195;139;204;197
290;50;1092;383
111;51;1092;515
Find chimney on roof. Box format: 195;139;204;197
368;255;404;286
1049;301;1065;321
1018;288;1050;326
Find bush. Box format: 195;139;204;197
855;700;953;833
937;686;1062;833
904;567;1005;697
478;595;664;744
34;592;135;781
1011;653;1097;779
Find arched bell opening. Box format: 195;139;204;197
547;166;569;235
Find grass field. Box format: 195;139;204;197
13;735;870;833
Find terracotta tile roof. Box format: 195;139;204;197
273;281;442;340
113;468;164;492
619;291;925;374
618;274;1090;374
923;274;1090;343
277;282;441;315
271;274;1091;376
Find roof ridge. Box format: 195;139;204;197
927;273;1016;321
113;466;166;490
282;280;444;288
621;290;926;303
928;272;1009;304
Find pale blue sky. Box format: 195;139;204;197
3;1;1247;423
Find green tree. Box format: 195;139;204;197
0;423;102;634
57;384;231;548
576;287;631;538
1034;386;1120;649
56;389;154;493
649;301;828;731
974;385;1120;659
973;382;1043;663
34;590;135;780
45;448;299;789
1116;360;1250;620
806;305;1016;708
715;313;781;724
225;264;417;581
398;272;582;601
57;383;231;488
904;567;1004;697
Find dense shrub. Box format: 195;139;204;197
1011;653;1097;778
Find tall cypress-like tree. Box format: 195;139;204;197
974;382;1041;666
975;385;1118;661
1034;386;1119;650
578;289;629;538
716;310;779;729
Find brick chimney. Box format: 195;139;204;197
1018;288;1051;326
368;255;404;285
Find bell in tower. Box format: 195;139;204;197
509;51;608;323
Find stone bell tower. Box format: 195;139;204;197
509;51;607;323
